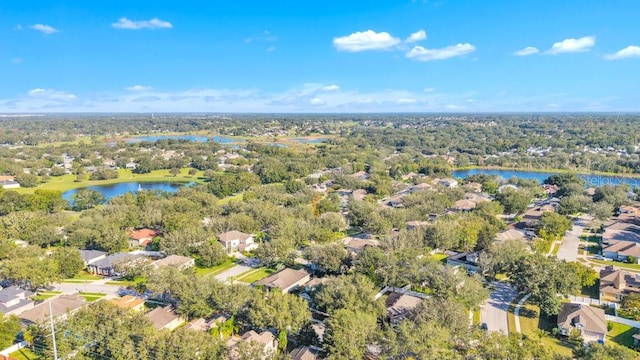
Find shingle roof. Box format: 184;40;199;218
20;294;86;324
557;303;607;335
153;255;194;267
145;305;181;330
256;268;310;290
218;230;251;243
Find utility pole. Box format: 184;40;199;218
49;301;59;360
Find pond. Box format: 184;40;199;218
62;182;188;203
125;135;237;144
291;138;327;144
452;169;640;188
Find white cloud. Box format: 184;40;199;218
604;45;640;60
405;29;427;43
398;98;417;104
514;46;539;56
333;30;401;52
30;24;58;34
309;97;325;105
266;46;276;52
11;58;22;64
546;36;595;54
406;43;475;61
423;87;436;93
321;85;340;91
28;88;77;101
125;85;153;91
111;17;172;30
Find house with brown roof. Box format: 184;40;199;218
463;182;483;193
19;294;86;325
599;265;640;302
290;346;320;360
495;228;528;242
128;228;159;248
109;295;145;311
145;305;185;331
227;330;278;360
453;199;476;211
602;241;640;263
256;268;311;293
386;293;422;325
152;254;195;269
343;235;379;256
557;303;607;344
218;231;257;254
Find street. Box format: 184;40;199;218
214;264;252;283
557;214;591;262
480;281;518;334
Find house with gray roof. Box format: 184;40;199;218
0;286;34;315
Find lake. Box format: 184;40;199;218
125;135;237;144
452;169;640;188
62;182;187;203
291;138;327;144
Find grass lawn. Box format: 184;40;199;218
14;168;205;194
62;271;102;283
195;260;237;277
607;322;637;349
236;268;275;284
590;259;640;271
32;291;62;301
578;281;600;299
10;348;41;360
105;276;147;287
79;292;106;302
430;253;448;262
517;301;575;357
218;193;244;205
473;309;481;325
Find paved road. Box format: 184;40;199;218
557;215;591;261
214;264;252;283
52;282;122;295
480;282;518;334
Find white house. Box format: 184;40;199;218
218;231;257;254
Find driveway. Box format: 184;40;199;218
557;215;590;262
214;264;252;283
480;282;518;334
52;282;122;296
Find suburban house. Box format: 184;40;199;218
145;305;185;331
218;230;257;254
386;292;423;325
0;286;34;315
495;228;528;242
256;268;311;293
109;295;145;312
446;251;480;274
152;254;195;269
290;346;319;360
79;249;108;266
184;317;217;332
542;184;560;195
557;303;607;344
128;228;159;248
437;178;458;188
0;176;20;189
343;235;379;256
599;265;640;302
86;252;144;276
602;241;640;263
453;199;476;211
228;330;278;360
20;294;86;325
463;182;483;193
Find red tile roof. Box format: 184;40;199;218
130;229;158;240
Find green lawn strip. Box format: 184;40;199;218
236;268;275;284
228;268;258;283
517;301;574;357
430;253;448;262
14;168;205;194
218;193;244;205
32;291;62;301
10;347;42;360
590;259;640;271
71;271;102;280
105;276;146;287
607;322;637;349
196;260;237;277
472;309;481;325
78;292;106;302
507;293;527;333
551;242;560;255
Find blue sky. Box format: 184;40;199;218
1;0;640;112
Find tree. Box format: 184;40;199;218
196;241;226;268
303;243;351;275
558;195;591;215
593;184;630;208
169;167;181;177
51;247;85;278
619;293;640;320
588;201;614;222
568;261;598;287
495;188;532;214
188;168;197;176
311;274;384;316
0;315;20;349
246;291;311;333
539;212;572;239
73;189;106;211
323;309;379;360
544;173;586;188
15;173;39;188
